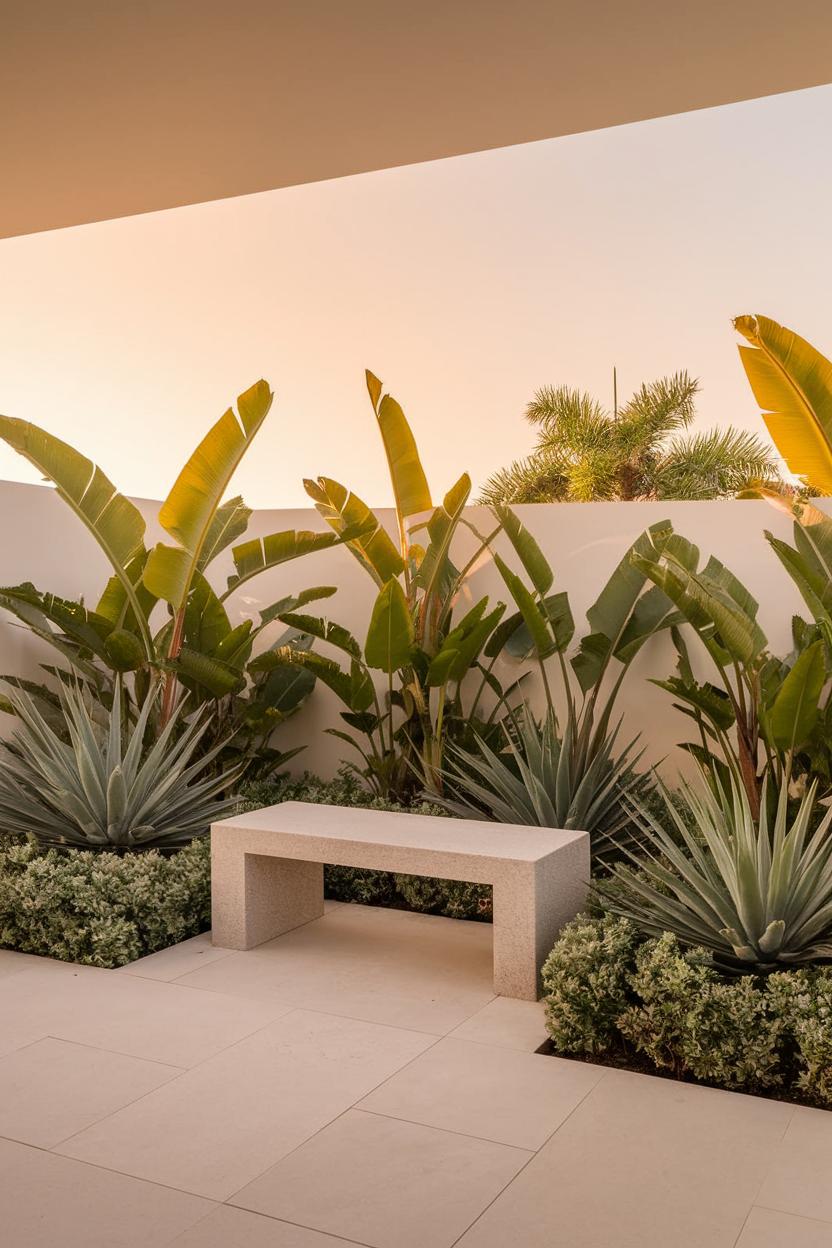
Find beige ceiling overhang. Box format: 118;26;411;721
4;0;832;239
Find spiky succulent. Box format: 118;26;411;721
599;769;832;972
436;708;649;862
0;681;239;850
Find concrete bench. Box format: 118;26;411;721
211;801;589;1000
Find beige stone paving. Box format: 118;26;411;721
0;900;830;1247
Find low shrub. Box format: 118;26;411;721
0;837;211;968
238;772;492;921
542;913;832;1106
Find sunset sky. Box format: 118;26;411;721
1;82;831;509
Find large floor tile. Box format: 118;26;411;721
0;1036;179;1147
180;903;495;1034
758;1106;832;1224
233;1108;531;1248
0;1137;211;1247
0;962;290;1066
170;1205;356;1247
119;932;236;982
450;996;549;1051
58;1007;435;1199
0;958;99;1057
456;1068;793;1248
0;948;49;981
737;1207;832;1247
359;1037;602;1148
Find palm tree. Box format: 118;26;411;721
480;371;781;504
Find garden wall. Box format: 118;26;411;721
0;479;821;782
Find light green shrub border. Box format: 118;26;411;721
542;913;832;1107
0;837;211;969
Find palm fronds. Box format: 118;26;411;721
481;369;783;504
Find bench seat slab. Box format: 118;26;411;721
211;802;589;1000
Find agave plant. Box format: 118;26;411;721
598;769;832;972
437;707;648;861
0;681;239;850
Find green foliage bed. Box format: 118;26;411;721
0;837;211;968
543;912;832;1108
0;772;491;970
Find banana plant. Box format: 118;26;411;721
634;523;831;813
0;381;369;771
734;314;832;495
276;370;514;797
478;513;680;827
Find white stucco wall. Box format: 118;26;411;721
0;479;819;782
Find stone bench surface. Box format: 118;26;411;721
211;801;590;1000
213;800;584;881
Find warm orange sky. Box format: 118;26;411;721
1;83;831;508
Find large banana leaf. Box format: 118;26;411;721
96;552;158;636
734;314;832;493
0;416;151;653
144;380;273;609
493;504;553;595
365;578;415;672
425;600;505;686
762;639;825;753
367;370;432;520
304;477;404;584
0;583;144;674
571;521;675;692
276;611;363;660
250;647;374;712
493;554;557;659
198;496;252;571
223;523;370;599
634;549;767;668
413;473;470;601
492;592;574;660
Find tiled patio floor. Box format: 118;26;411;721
1;901;831;1247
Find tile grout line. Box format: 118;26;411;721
0;1132;219;1203
743;1100;797;1215
753;1202;832;1226
40;1032;187;1072
161;1200;377;1248
222;1028;453;1205
445;1068;614;1248
351;1105;538;1152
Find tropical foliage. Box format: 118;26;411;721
0;682;238;850
481;372;779;504
633;521;831;815
735;314;832;496
598;770;832;972
252;371;521;799
433;515;681;854
0;382;367;777
437;710;647;861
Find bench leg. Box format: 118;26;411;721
492;837;589;1000
212;845;324;950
